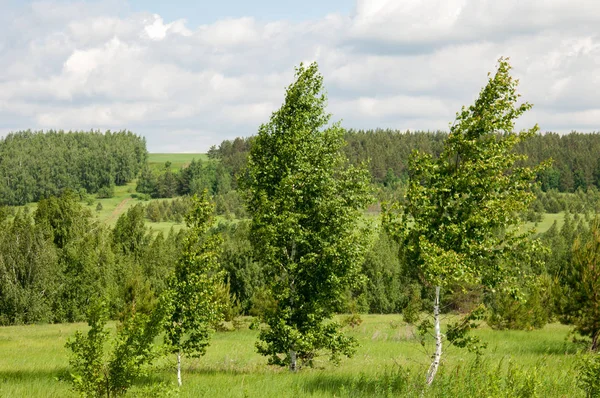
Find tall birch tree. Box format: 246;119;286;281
164;192;224;386
243;62;372;371
384;58;545;385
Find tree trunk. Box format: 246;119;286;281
104;368;110;398
592;332;599;352
177;351;182;387
289;349;297;372
426;285;442;385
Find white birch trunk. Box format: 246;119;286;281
177;351;182;387
289;349;297;372
426;285;442;386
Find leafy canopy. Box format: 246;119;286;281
243;62;373;368
163;191;225;359
557;218;600;350
384;58;546;290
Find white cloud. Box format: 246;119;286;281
1;0;600;152
197;17;262;47
144;14;192;40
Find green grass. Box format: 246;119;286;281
148;153;209;171
84;183;138;226
0;315;584;397
523;211;568;234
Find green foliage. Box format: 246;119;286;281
112;204;149;260
0;130;146;205
107;302;166;395
156;163;178;198
136;166;157;196
0;211;59;325
557;218;600;350
56;224;118;323
30;191;119;323
359;230;408;314
144;197;193;223
66;302;110;397
384;57;543;290
96;185;115;199
244;62;373;369
487;274;554;330
66;300;165;397
35;190;92;249
212;129;600;199
163;192;225;382
402;284;424;324
217;220;265;314
577;353;600;398
445;304;487;356
139;230;181;297
383;58;545;384
137;157;233;202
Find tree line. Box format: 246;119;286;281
208;129;600;194
0;130;147;205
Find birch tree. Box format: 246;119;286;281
384;58;544;385
164;192;224;386
243;62;372;371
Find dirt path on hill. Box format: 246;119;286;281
107;198;132;223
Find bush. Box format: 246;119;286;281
96;185;115;199
577;353;600;398
487;276;553;330
66;300;165;397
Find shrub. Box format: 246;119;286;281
66;300;165;397
577;353;600;398
96;185;115;199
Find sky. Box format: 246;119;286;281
1;0;599;152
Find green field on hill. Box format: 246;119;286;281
83;182;187;235
0;315;583;397
147;153;209;171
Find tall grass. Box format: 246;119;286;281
0;315;584;397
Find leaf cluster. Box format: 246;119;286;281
163;192;226;358
384;58;545;290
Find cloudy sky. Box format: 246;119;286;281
1;0;599;152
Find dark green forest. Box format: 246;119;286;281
210;129;600;193
0;130;147;205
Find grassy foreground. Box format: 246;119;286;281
0;315;582;397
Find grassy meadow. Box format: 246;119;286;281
82;182;187;235
0;315;582;397
147;153;208;172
